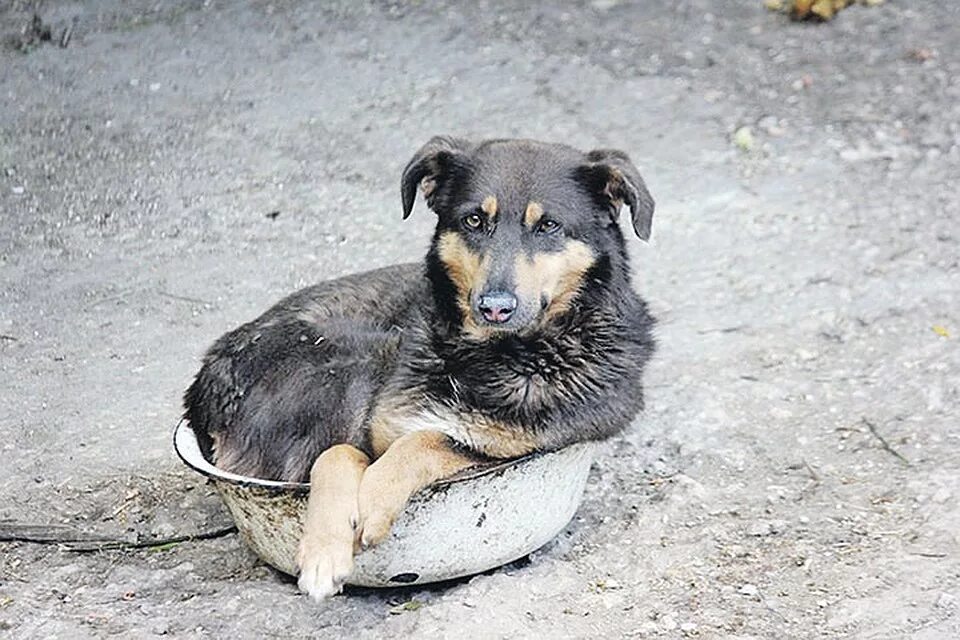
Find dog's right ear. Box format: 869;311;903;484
401;136;472;219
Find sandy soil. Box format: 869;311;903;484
1;1;958;638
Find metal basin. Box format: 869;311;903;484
173;421;600;587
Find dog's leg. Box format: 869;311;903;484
297;444;370;600
357;430;476;548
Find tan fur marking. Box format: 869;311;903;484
436;232;492;338
368;391;540;459
480;195;498;218
368;395;414;458
524;201;544;228
514;240;595;322
462;413;540;458
297;444;370;598
358;430;479;547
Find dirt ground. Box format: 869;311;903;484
1;0;958;638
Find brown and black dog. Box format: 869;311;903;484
183;137;657;599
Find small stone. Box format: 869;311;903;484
680;621;698;635
660;614;678;630
758;115;784;136
936;593;956;609
149;82;161;92
11;186;24;195
931;488;952;504
739;584;759;597
817;599;828;608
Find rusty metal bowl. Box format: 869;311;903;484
173;421;600;587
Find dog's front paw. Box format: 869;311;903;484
357;474;404;549
357;506;395;549
296;535;354;601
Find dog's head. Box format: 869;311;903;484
403;137;654;338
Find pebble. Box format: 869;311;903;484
680;621;698;635
739;584;759;597
11;186;24;195
747;519;786;536
660;614;678;630
936;593;956;609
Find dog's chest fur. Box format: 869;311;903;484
367;298;654;459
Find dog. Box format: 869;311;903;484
183;136;657;599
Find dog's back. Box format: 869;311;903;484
184;263;427;481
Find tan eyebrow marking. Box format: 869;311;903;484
481;196;498;219
524;201;544;228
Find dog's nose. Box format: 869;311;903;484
478;291;517;324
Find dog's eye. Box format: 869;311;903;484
462;213;483;230
537;219;561;235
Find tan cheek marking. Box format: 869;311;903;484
524;201;544;228
480;195;498;219
436;232;491;336
514;241;595;321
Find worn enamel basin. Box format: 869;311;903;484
173;420;600;587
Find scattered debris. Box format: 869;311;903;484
0;521;236;552
907;48;936;62
747;519;786;537
935;593;956;609
861;417;910;465
10;13;52;52
157;290;212;306
932;325;950;338
765;0;884;21
389;598;424;615
739;584;760;597
59;19;76;48
265;210;281;220
733;126;755;152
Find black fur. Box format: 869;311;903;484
184;138;656;482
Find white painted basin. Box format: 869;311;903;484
173;421;600;587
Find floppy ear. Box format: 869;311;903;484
401;136;472;219
577;149;655;241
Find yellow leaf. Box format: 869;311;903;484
734;127;755;151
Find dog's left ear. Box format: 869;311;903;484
577;149;655;241
401;136;472;219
